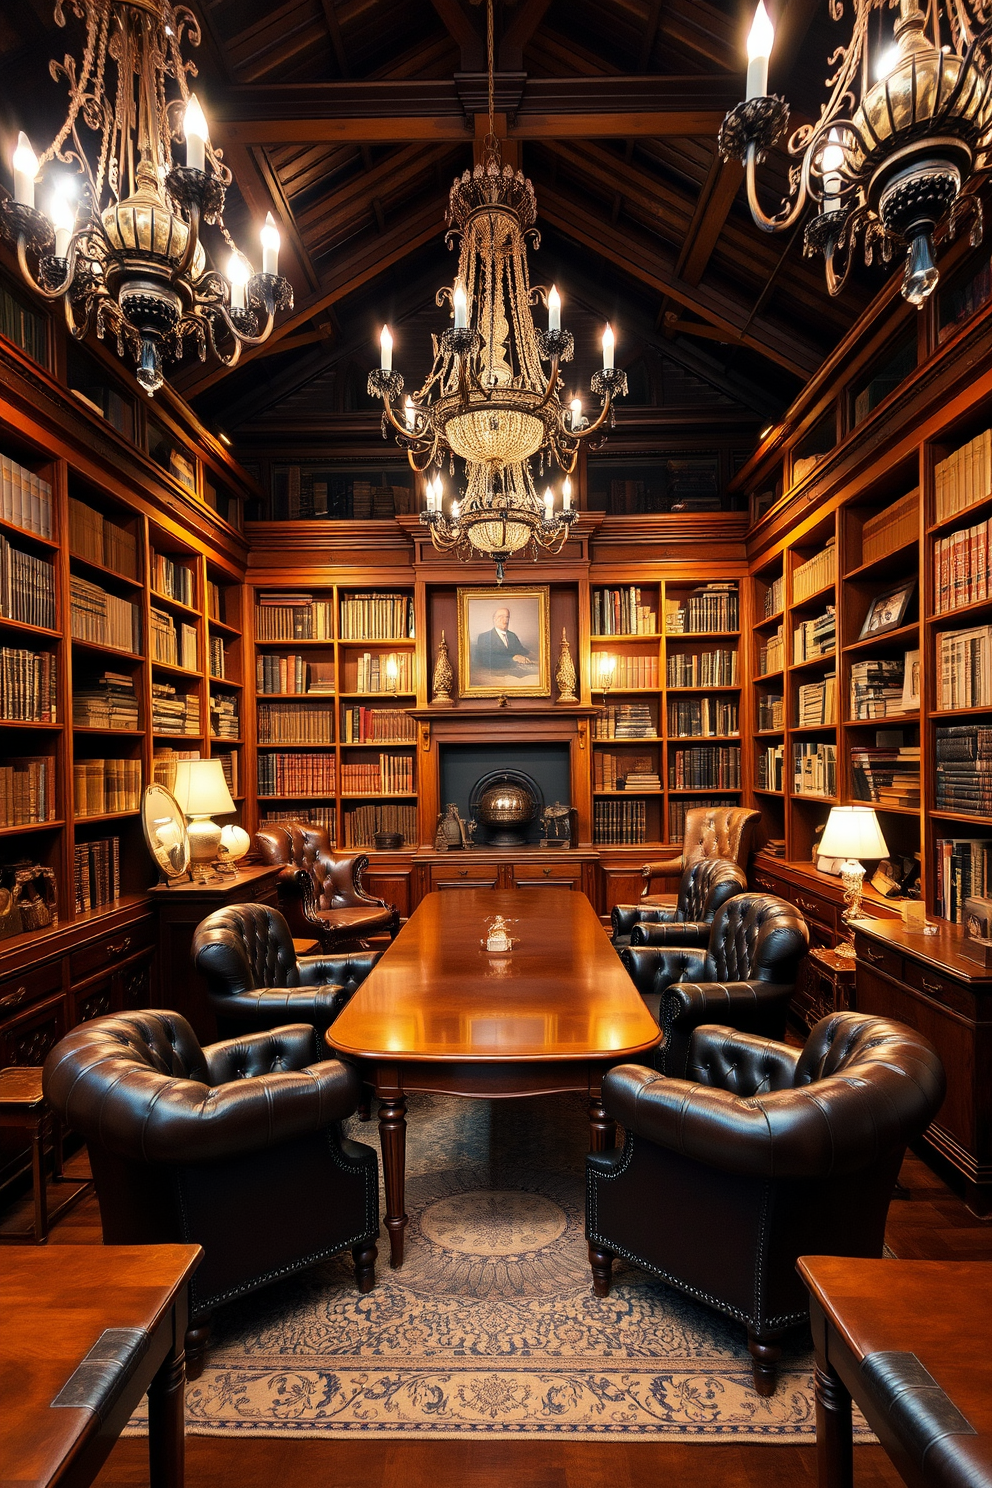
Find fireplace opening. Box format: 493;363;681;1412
439;743;570;847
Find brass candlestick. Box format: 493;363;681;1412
432;630;454;706
555;627;578;703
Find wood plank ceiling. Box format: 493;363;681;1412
0;0;877;429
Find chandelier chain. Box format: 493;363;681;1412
485;0;499;167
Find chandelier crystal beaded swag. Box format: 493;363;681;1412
369;1;626;583
719;0;992;305
0;0;294;394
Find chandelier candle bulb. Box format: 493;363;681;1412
822;129;845;213
745;1;774;99
562;477;572;512
380;325;393;372
404;397;416;430
453;280;468;329
227;252;250;311
543;487;555;516
260;212;281;276
548;285;561;331
12;132;37;208
602;323;615;370
570;398;582;430
49;187;74;258
183;94;208;173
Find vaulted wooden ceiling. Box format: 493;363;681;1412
0;0;881;430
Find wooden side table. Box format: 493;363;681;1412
0;1067;91;1243
806;945;857;1022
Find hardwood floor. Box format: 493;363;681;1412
7;1146;990;1488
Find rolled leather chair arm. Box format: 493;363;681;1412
629;921;710;948
686;1024;801;1093
611;904;675;941
296;950;381;988
658;979;795;1078
620;945;707;997
640;856;681;894
208;985;350;1037
602;1039;943;1180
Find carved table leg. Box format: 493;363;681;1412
589;1241;614;1297
378;1095;408;1268
588;1094;616;1151
814;1358;854;1488
148;1307;187;1488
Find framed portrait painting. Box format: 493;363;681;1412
457;587;551;697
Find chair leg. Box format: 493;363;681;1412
747;1328;783;1397
588;1242;614;1297
184;1317;213;1382
353;1241;377;1293
356;1093;372;1121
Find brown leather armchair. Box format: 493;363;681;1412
192;902;381;1037
255;820;400;952
621;892;808;1077
43;1011;379;1378
630;805;761;912
611;857;747;948
586;1013;946;1396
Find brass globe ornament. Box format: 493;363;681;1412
719;0;992;305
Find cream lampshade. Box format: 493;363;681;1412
172;759;236;882
819;805;888;936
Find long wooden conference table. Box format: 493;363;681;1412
328;888;661;1267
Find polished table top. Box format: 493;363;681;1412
328;888;661;1063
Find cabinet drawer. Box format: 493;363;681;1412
903;962;973;1018
853;935;902;981
70;915;155;982
0;992;67;1067
431;863;498;890
513;861;583;887
751;870;782;896
0;958;63;1020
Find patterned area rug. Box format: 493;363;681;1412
144;1089;872;1442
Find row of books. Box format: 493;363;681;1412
935;724;992;816
0;646;56;722
934;426;992;524
68;497;138;579
340;706;417;743
794;607;836;662
594;703;656;740
592;587;657;636
262;807;337;837
350;482;416;519
208;636;227;679
666;649;738;688
258;752;337;796
936;624;992;709
151;551;195;607
257;701;333;744
763;574;784;617
73;835;120;914
593;799;647;845
339;593;415;640
797;673;836;725
758;694;783;731
793;538;835;602
793;741;837;797
1;451;52;538
353;651;413;694
340;755;415;794
74;672;139;731
0;755;54;825
665;584;738;635
758;743;784;792
0;282;46;366
215;750;239;798
70;576;139;653
667;697;739;738
152;747;200;791
73;758;141;817
758;627;784;676
151;608;196;670
599;654;659;689
593;752;659;792
669;746;741;789
669;797;736;843
860;491;918;566
255;598;335;640
342;803;416;847
935;837;992;923
850;656;917;719
151;683;200;736
256;654;334;695
207;581;223;622
851;738;921;808
1;536;56;630
934;517;992;614
209;692;239;740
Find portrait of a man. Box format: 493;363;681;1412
457;587;550;697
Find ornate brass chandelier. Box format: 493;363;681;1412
368;0;625;581
0;0;293;394
719;0;992;305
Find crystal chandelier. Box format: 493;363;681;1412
368;0;626;581
719;0;992;305
0;0;293;394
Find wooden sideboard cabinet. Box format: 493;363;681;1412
853;918;992;1217
412;849;599;903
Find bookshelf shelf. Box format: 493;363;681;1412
753;788;785;797
0;616;60;639
933;703;992;717
666;685;740;694
150;591;201;621
754;611;784;630
928;596;992;626
338;690;416;700
927;491;992;536
844;538;919;582
73;809;142;824
756;668;784;681
210;675;242;688
668;787;743;795
843;622;919;655
930;806;992;823
1;819;64;835
788;581;835;610
73;726;146;737
664;630;740;641
208;617;242;638
873;803;922;817
68;551;144;592
591;632;660;641
788;652;837;673
71;637;142;662
0;515;60;550
788;722;837;734
0;719;62;731
152;731;204;741
150;660;200;680
756;728;785;737
843;713;920;727
594;790;664;797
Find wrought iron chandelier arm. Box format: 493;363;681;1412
534;355;560;412
743;142;809;233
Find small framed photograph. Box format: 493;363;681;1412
859;579;916;639
457;587;551;697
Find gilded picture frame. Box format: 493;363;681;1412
457;586;551;698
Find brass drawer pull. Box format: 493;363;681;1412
458;869;468;877
921;978;944;997
797;897;819;915
861;946;883;964
0;986;28;1011
543;867;551;877
107;937;132;956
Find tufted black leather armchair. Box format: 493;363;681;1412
192;902;381;1037
586;1013;945;1396
611;857;747;949
43;1011;379;1379
256;821;400;952
621;892;808;1077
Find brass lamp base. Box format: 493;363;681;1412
186;816;222;884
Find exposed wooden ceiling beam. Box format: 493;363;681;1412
638;0;664;71
675;151;744;287
319;0;350;78
499;0;555;68
429;0;484;69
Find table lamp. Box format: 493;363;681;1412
819;805;888;932
172;759;236;882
